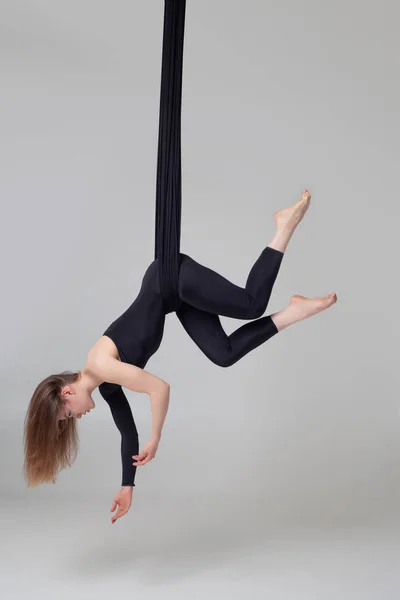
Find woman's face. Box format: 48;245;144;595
59;386;95;421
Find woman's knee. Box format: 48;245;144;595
245;299;265;319
210;352;234;368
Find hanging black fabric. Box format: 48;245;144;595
154;0;187;314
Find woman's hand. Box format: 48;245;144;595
132;436;160;467
110;486;133;524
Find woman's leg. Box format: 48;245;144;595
176;291;337;368
178;190;311;320
176;302;278;367
178;247;283;320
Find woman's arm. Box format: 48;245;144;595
98;382;139;486
95;358;170;447
95;360;170;522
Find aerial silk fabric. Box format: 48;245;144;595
154;0;187;314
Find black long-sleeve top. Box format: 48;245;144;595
98;381;139;486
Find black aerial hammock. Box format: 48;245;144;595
154;0;186;314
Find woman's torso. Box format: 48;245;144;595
87;259;166;368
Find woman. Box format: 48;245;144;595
23;190;337;523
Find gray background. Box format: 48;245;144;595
1;0;399;598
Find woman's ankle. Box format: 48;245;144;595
268;229;292;253
270;307;294;331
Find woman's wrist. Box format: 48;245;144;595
121;485;133;492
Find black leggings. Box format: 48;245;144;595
175;246;283;367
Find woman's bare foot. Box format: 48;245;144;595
269;190;311;253
271;292;337;331
274;189;311;231
289;293;337;318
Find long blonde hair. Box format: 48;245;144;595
23;371;81;486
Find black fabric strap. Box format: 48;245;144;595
154;0;186;314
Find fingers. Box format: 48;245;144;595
132;451;148;466
132;452;146;462
132;442;158;466
111;503;127;524
111;509;126;524
110;500;117;512
132;451;154;466
134;455;152;466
